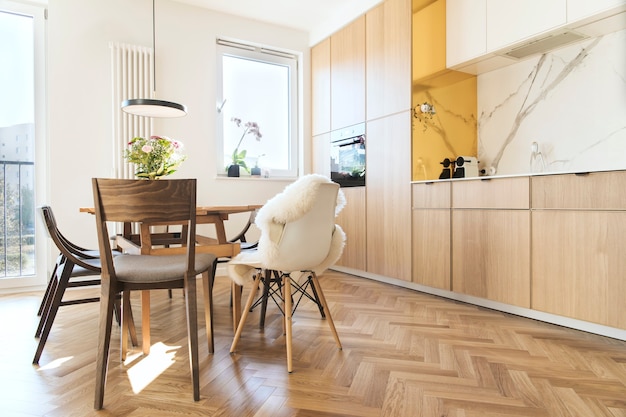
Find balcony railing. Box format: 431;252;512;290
1;160;35;278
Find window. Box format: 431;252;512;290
216;39;298;178
0;1;46;289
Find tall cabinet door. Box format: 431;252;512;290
366;0;411;120
335;187;367;271
311;38;331;137
366;111;412;281
331;15;366;131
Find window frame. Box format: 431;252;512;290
216;38;299;178
0;0;47;291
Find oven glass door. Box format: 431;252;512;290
330;135;365;187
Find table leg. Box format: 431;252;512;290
142;290;150;355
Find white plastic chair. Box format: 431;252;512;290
227;174;346;372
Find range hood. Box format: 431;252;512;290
451;9;626;75
501;30;588;60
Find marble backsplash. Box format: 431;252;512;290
477;29;626;176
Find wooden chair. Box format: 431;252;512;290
228;175;346;372
226;209;259;252
33;205;137;364
91;178;217;409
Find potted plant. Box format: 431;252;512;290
124;135;186;180
228;117;262;177
250;154;265;176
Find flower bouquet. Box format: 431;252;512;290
124;135;186;180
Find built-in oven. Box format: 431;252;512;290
330;123;365;187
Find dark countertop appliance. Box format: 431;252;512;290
330;123;365;187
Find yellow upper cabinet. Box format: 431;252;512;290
412;0;447;81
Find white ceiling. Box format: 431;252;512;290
172;0;383;44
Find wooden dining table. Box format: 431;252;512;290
80;204;262;334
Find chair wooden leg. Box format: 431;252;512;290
36;265;58;316
141;290;150;355
121;291;131;361
230;273;262;353
183;273;201;401
201;270;214;354
94;284;117;410
33;264;73;364
231;281;243;333
34;275;59;338
310;273;342;350
283;274;293;373
124;291;138;346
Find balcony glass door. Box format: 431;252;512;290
0;1;46;289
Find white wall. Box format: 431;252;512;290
47;0;309;247
477;29;626;176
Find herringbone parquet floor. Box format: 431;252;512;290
1;270;625;416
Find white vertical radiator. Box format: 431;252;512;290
110;42;153;180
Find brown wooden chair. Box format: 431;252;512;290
91;178;217;410
33;205;137;364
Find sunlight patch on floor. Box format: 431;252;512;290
37;356;74;370
126;342;181;394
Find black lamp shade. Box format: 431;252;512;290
121;98;187;118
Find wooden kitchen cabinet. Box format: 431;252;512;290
311;38;331;136
335;186;367;271
366;0;411;120
451;177;531;307
452;177;530;209
311;133;330;178
532;171;626;210
531;171;626;329
486;0;566;52
366;111;412;280
452;209;530;307
412;182;451;290
331;15;366;131
532;210;626;329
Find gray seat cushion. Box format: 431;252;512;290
113;253;216;283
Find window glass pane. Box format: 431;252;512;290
216;41;298;178
222;56;290;171
0;10;36;278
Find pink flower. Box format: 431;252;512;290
141;145;153;153
245;122;262;140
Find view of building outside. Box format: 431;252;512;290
0;10;36;278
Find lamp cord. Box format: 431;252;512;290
152;0;156;95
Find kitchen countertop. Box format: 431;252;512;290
410;168;626;184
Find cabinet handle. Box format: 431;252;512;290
480;178;492;181
574;172;590;176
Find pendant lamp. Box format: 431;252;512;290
121;0;187;118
